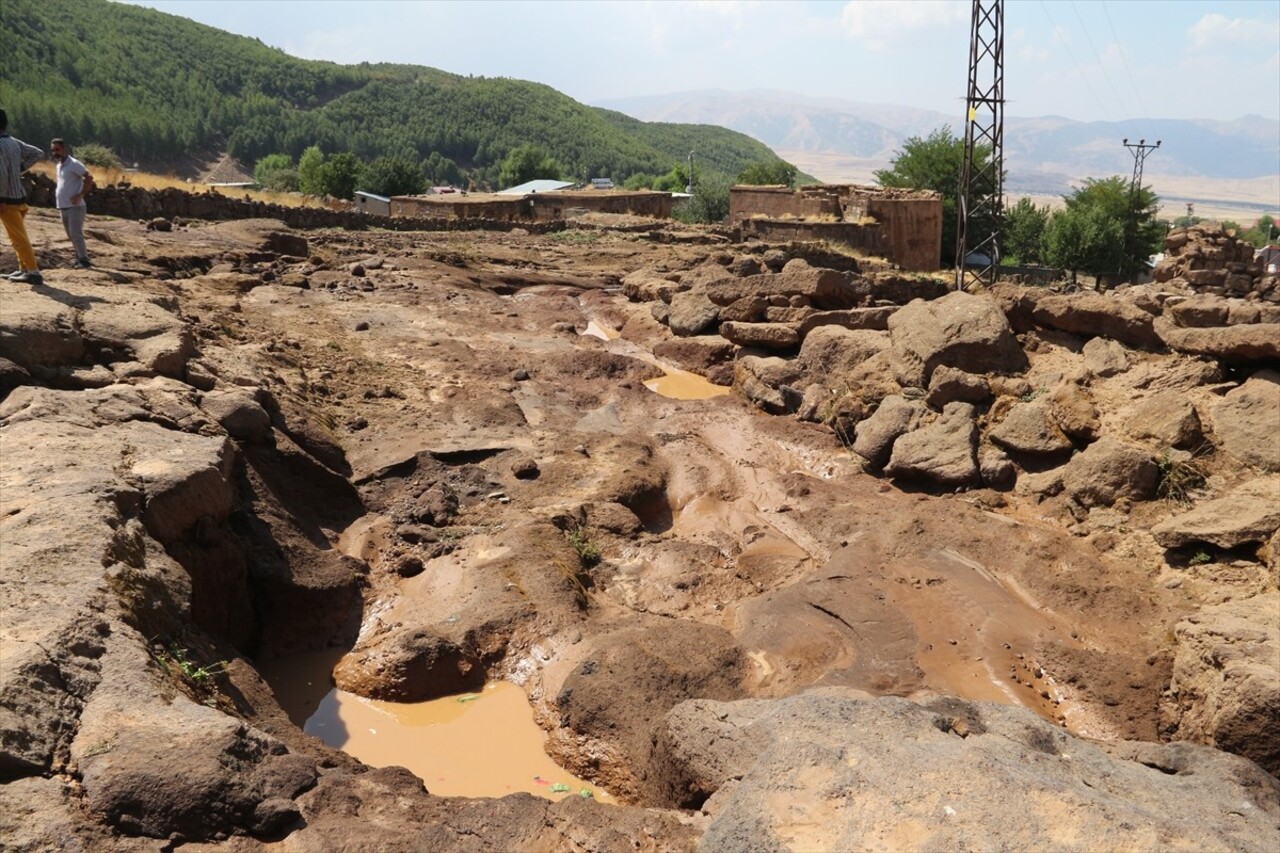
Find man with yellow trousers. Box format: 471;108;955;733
0;108;45;286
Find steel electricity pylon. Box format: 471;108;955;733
955;0;1005;291
1118;137;1160;284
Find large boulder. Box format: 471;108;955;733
706;267;861;310
554;619;747;799
1151;477;1280;550
1122;389;1203;449
852;395;926;468
1155;315;1280;364
1062;437;1160;507
719;321;800;350
651;691;1280;850
1211;371;1280;469
1161;593;1280;775
989;400;1074;457
332;628;483;702
1027;291;1162;350
795;326;889;382
1082;336;1130;377
884;402;981;488
888;292;1026;388
667;289;720;337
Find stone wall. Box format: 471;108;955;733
1154;224;1277;302
21;174;563;235
740;218;890;259
730;184;942;271
392;190;673;222
729;186;840;223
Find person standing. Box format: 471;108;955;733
0;108;44;285
51;138;94;268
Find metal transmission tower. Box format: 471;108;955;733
955;0;1005;291
1119;138;1160;284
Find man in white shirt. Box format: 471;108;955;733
51;138;94;269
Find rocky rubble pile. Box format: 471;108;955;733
2;212;1278;851
627;250;1280;777
1154;223;1278;302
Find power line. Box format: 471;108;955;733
1037;0;1110;121
1100;1;1157;136
1069;0;1129;118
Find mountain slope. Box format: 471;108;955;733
599;90;1280;193
0;0;786;183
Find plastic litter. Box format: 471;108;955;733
549;783;571;793
456;694;481;703
579;788;594;799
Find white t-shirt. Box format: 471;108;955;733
56;155;90;209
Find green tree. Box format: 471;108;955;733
874;126;987;267
75;142;123;171
737;160;797;187
1003;197;1050;265
297;145;325;195
253;153;296;191
673;171;731;224
651;165;689;192
316;152;362;199
1238;214;1276;248
497;144;561;189
623;172;657;190
1043;176;1160;284
360;155;424;197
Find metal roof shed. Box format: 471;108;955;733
497;180;575;196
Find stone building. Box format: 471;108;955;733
730;184;943;272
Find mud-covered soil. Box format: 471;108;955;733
2;208;1277;851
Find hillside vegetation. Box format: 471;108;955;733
0;0;790;187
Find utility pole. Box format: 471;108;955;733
1119;137;1160;286
687;152;694;195
1186;202;1194;224
955;0;1005;291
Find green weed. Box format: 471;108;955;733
1188;550;1213;566
566;528;601;566
153;640;227;693
1157;451;1207;505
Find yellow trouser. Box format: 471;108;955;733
0;202;38;270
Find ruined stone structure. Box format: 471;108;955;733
1155;223;1278;302
392;190;673;222
731;184;943;272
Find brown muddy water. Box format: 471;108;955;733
259;650;614;803
580;318;729;401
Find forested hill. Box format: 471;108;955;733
0;0;786;185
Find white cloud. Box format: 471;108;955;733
1189;13;1280;49
839;0;967;50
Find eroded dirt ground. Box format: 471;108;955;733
2;208;1277;851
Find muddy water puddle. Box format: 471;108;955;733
643;367;731;400
882;548;1092;731
259;652;613;803
578;316;729;400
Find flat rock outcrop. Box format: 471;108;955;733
1162;593;1280;775
1152;477;1280;550
653;691;1280;851
1211;371;1280;470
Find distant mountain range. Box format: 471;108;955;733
597;89;1280;206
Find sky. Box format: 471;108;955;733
121;0;1280;124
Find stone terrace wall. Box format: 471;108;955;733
23;175;563;235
